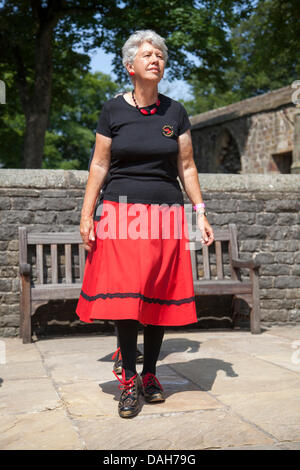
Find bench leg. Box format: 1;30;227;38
250;268;261;334
231;296;240;329
20;274;32;343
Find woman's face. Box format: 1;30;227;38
128;41;165;83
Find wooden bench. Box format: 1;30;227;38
18;222;261;343
18;227;86;343
189;222;261;334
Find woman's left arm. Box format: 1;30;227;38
177;130;214;246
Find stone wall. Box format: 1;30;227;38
0;169;299;338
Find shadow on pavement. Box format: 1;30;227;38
98;356;238;402
98;336;202;363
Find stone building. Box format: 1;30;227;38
190;85;300;175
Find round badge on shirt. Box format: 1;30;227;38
162;125;174;138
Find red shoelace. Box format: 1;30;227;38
112;347;122;361
113;369;138;393
142;372;163;390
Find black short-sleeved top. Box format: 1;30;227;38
91;93;191;220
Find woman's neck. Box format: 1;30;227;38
132;82;159;107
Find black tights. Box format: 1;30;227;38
115;320;165;380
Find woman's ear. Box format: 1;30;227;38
126;64;134;76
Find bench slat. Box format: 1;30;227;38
65;244;72;283
79;244;86;282
193;279;252;295
28;232;82;244
215;241;224;279
19;227;28;265
202;245;210;279
18;227;29;340
229;224;240;280
31;283;82;301
51;244;58;284
36;244;43;284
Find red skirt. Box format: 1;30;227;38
75;200;197;326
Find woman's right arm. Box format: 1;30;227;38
80;132;112;252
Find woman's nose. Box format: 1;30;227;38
150;53;159;62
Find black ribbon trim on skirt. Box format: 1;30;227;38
80;290;195;306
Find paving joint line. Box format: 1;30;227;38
33;341;87;450
244;353;300;377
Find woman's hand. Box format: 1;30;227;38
80;215;96;252
197;214;214;246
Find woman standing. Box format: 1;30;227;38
76;30;214;419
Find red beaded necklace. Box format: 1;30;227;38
132;90;160;115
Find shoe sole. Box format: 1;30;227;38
119;406;141;418
144;395;165;403
141;388;165;403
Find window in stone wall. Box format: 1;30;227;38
214;128;241;174
269;150;292;173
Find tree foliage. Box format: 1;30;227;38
0;0;113;168
43;71;120;170
1;0;298;167
183;0;300;115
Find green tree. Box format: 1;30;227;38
0;0;112;168
0;71;25;168
0;0;254;168
43;71;120;170
183;0;300;115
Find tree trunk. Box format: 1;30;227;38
21;22;54;168
23;106;51;169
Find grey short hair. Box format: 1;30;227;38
122;30;168;72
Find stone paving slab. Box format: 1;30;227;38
220;443;296;450
279;441;300;450
2;339;42;363
72;409;274;450
0;410;83;450
0;378;61;415
160;330;297;358
38;351;113;384
0;326;300;450
218;389;300;442
35;334;118;356
254;352;300;373
0;360;48;381
169;353;300;395
262;325;300;341
58;363;222;420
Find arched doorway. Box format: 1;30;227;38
214;128;241;173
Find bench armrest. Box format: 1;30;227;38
231;257;260;270
19;263;31;276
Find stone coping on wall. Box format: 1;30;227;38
190;85;294;129
0;169;88;189
0;169;299;193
